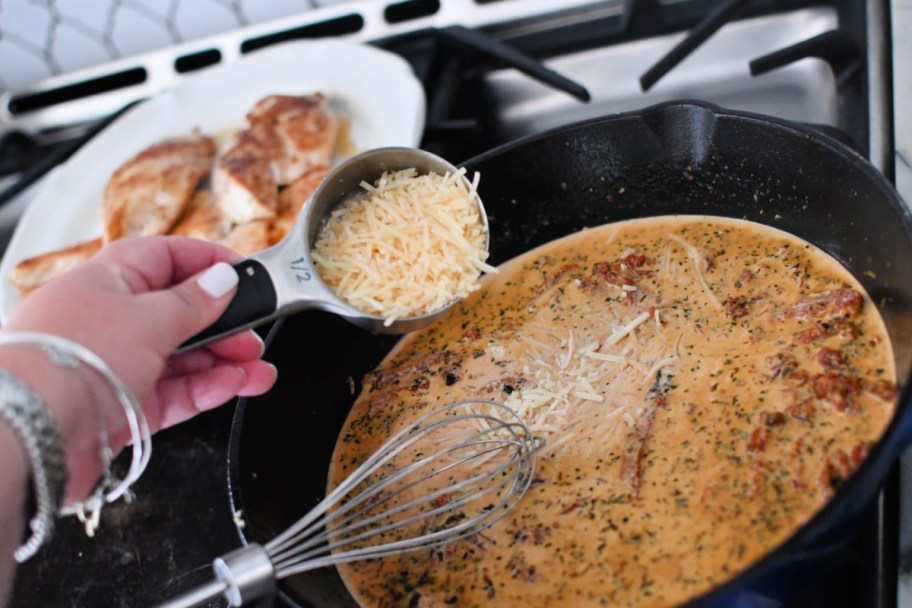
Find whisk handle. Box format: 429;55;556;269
157;543;276;607
154;579;228;608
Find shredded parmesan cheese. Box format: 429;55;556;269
667;234;721;308
311;168;494;325
502;309;675;456
641;355;679;385
602;311;651;349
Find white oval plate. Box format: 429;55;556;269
0;40;426;323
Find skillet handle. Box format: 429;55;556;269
179;259;278;353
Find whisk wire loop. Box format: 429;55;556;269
267;405;528;556
158;399;536;608
272;435;528;573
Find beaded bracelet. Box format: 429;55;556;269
0;332;151;551
0;368;67;562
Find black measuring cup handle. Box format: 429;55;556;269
179;259;278;352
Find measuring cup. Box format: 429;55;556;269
180;147;489;352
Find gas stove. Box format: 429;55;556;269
1;1;907;607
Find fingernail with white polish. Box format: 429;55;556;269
198;262;238;298
251;331;265;353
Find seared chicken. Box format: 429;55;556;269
102;133;215;243
221;165;328;256
278;165;330;215
9;238;103;295
213;94;337;224
247;94;337;184
169;191;232;242
212;130;280;224
9;91;340;302
220;220;277;257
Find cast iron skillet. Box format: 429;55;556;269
226;101;912;607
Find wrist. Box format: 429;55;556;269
0;331;152;558
0;417;28;530
0;419;27;594
0;367;68;561
0;333;151;519
0;345;104;504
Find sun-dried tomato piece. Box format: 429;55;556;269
591;253;655;302
812;372;862;413
780;289;863;322
865;379;899;403
725;296;752;319
788;400;816;423
748;426;769;453
759;411;787;427
817;348;843;370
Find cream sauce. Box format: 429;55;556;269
328;215;897;607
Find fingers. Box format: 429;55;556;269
95;236;241;294
236;359;278;397
139;261;240;350
152;360;277;431
163;331;265;378
206;330;265;362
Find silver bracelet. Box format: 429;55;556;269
0;332;151;538
0;368;67;562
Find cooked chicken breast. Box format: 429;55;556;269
212;130;281;224
213;94;336;224
102;133;215;243
247;94;337;184
169;191;233;242
9;238;103;295
278;165;330;215
220;168;327;256
221;219;281;256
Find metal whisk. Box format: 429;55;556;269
158;400;537;607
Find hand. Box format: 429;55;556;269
1;236;277;501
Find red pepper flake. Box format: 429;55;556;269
747;427;769;453
560;496;591;515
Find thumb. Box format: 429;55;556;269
142;262;239;349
